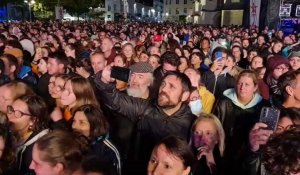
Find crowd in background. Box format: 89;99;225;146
0;20;300;175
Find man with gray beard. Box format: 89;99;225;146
127;62;154;99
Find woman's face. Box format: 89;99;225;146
38;59;48;74
193;120;218;150
147;144;191;175
122;45;133;59
149;56;160;69
190;55;201;65
64;45;75;58
175;48;182;57
48;76;56;96
30;144;61;175
72;111;91;138
273;64;289;80
276;117;295;134
7;99;32;132
236;76;257;100
178;58;188;73
114;56;125;67
251;56;263;70
0;86;14;113
41;48;49;57
139;53;149;62
60;81;76;108
289;56;300;71
51;77;66;99
226;57;235;68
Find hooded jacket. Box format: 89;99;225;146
213;89;268;175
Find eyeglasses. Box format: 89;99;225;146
275;66;289;71
7;105;32;118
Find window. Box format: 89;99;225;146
184;0;187;4
176;0;179;4
169;0;171;4
169;8;171;15
108;5;111;11
113;4;117;11
166;0;168;5
184;8;187;13
176;8;179;14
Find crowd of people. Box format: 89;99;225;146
0;20;300;175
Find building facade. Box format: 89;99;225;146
105;0;122;21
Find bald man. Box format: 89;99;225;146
101;38;116;64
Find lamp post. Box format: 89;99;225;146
24;0;35;22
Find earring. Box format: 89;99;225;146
28;123;33;131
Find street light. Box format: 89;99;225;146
24;0;35;22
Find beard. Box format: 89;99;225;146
127;86;148;99
157;91;181;109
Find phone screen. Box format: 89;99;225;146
110;66;131;82
259;107;280;131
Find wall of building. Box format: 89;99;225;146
105;0;122;21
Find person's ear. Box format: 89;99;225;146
286;85;294;96
53;163;64;174
9;65;16;73
182;166;191;175
181;91;190;102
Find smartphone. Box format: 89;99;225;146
259;107;280;131
110;66;131;82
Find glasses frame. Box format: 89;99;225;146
7;105;32;118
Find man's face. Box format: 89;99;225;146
258;36;265;45
98;32;106;40
100;38;112;53
47;58;61;75
201;39;210;50
150;46;160;56
162;63;177;73
272;43;283;53
289;56;300;70
127;72;151;98
158;75;184;108
90;54;106;74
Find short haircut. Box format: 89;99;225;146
164;71;192;92
262;126;300;175
154;136;195;170
277;70;300;101
161;51;180;67
48;52;69;68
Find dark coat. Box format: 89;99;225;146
213;95;268;175
94;76;196;173
202;70;236;99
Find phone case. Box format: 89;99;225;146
259;107;280;131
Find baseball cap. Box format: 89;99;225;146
153;35;163;42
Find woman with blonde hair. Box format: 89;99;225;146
191;113;225;175
60;75;99;121
213;70;268;174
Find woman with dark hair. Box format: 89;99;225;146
0;123;17;175
7;95;50;175
147;135;195;175
190;52;209;74
72;104;121;175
